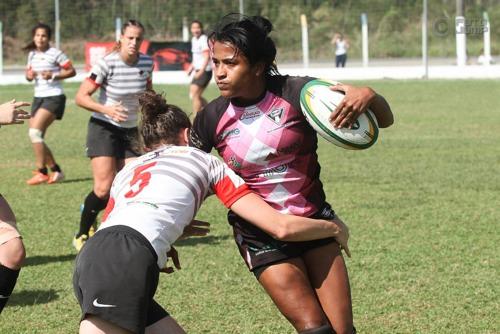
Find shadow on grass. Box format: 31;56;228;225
24;253;75;267
7;289;59;307
176;235;231;246
60;177;93;184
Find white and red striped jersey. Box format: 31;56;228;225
26;47;72;97
99;145;251;268
87;51;154;128
191;34;211;72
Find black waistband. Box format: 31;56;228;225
89;116;137;131
96;225;158;262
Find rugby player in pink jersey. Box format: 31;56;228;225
73;90;350;334
190;14;394;334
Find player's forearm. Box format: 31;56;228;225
273;215;341;242
370;94;394;128
55;67;76;80
75;92;106;114
230;193;342;242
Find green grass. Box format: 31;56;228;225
0;80;499;333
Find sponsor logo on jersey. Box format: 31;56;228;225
239;108;262;121
277;141;301;155
267;107;285;124
126;201;159;209
217;128;240;141
262;164;288;177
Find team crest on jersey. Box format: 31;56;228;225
267;107;285;124
139;70;151;79
228;156;242;169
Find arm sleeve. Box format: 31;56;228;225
281;76;316;111
200;35;209;52
189;110;213;152
87;58;108;87
208;156;252;208
26;51;34;70
55;50;71;69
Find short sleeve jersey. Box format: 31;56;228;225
191;34;211;72
190;75;326;217
99;145;251;269
87;51;154;128
27;47;72;97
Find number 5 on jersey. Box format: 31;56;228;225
125;162;157;198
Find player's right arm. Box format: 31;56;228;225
209;155;350;255
75;59;128;122
230;193;350;256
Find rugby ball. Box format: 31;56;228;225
300;79;379;150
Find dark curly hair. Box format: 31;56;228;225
208;14;279;77
138;90;191;151
23;23;52;52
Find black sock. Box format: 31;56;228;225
38;167;48;175
0;265;21;314
50;164;61;173
77;191;108;237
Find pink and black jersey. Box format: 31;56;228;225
190;75;326;217
99;145;251;268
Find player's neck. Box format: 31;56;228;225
231;81;266;107
120;51;139;65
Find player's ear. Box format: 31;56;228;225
179;128;190;146
254;62;265;77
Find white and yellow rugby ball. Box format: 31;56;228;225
300;79;379;150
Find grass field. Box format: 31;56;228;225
0;80;499;333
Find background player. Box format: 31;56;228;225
186;20;212;116
24;23;76;185
73;90;350;334
74;19;153;251
0;99;30;314
190;14;393;334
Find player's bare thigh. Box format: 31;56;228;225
79;315;132;334
302;215;353;334
146;315;186;334
29;108;56;132
258;257;328;331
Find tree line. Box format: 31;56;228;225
1;0;498;63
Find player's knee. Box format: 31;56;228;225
1;238;26;270
299;324;335;334
93;187;110;200
28;128;44;143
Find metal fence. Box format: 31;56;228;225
0;0;498;67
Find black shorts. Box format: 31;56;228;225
191;70;212;87
73;225;169;334
31;94;66;120
229;203;338;278
86;117;140;159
